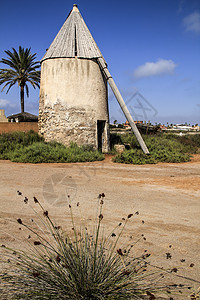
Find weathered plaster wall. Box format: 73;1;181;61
39;58;110;151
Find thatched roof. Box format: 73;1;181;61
7;112;38;122
41;4;104;62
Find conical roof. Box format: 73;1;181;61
41;4;104;62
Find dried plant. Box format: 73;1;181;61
0;192;198;299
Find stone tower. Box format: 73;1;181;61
39;4;110;152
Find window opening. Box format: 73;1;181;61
74;25;77;57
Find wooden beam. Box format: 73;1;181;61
97;57;150;154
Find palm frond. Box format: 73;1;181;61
0;46;40;111
1;80;17;93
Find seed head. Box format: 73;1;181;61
99;214;103;221
190;263;194;267
34;241;41;246
33;197;38;203
24;197;28;204
117;248;123;256
127;214;133;219
43;211;48;217
166;252;172;259
55;226;61;230
17;218;22;225
98;193;105;199
171;268;178;273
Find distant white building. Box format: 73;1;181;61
173;124;199;131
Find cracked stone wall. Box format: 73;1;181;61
39;58;110;151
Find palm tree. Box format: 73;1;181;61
0;46;40;113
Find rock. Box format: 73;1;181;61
114;144;125;154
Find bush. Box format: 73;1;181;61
0;132;104;163
0;193;191;299
114;149;157;165
189;134;200;147
113;133;200;164
0;131;43;160
9;142;104;163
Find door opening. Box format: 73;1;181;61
97;120;105;151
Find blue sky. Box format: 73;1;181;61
0;0;199;125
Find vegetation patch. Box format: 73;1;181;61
0;192;195;299
0;131;104;163
1;131;199;165
112;133;200;164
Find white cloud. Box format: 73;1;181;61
0;99;17;111
183;12;200;34
134;59;177;78
0;99;11;107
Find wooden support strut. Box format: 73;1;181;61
97;57;150;154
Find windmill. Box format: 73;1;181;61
39;4;149;154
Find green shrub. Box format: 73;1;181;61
113;133;199;164
9;142;104;163
0;131;43;160
0;132;104;163
114;149;157;165
0;193;190;299
189;134;200;147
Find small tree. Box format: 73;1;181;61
0;46;40;113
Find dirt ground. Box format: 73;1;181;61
0;155;200;298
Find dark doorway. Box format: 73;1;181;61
97;120;105;151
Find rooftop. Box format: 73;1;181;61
7;112;38;122
41;4;104;62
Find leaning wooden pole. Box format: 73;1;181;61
97;57;150;154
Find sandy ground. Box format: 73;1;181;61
0;155;200;298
